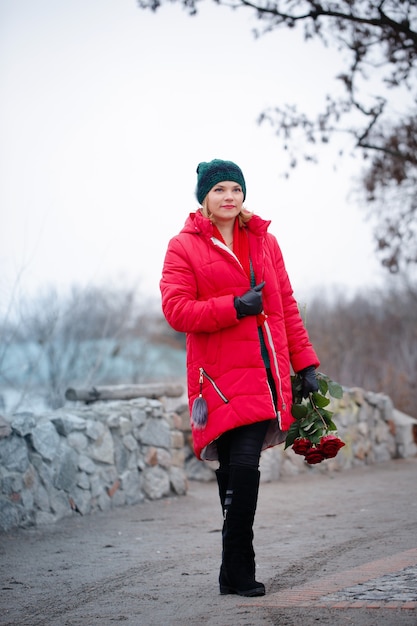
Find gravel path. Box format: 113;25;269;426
1;457;417;626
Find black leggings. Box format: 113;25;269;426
216;369;277;471
216;420;270;471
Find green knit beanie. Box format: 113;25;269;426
195;159;246;205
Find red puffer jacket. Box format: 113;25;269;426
160;210;319;460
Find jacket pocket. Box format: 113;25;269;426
199;367;229;404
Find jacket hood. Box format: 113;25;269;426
181;209;271;238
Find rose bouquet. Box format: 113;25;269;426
285;372;345;465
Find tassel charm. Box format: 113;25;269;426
191;368;208;429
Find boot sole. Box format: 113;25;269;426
220;585;265;597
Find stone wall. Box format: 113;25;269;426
0;396;187;532
177;387;417;482
1;385;416;532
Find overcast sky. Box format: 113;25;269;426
0;0;385;312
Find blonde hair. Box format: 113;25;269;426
201;199;253;227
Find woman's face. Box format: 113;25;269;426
206;180;244;224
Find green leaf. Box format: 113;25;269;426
311;392;330;408
301;422;316;432
300;425;320;437
328;381;343;399
291;375;303;404
318;408;334;423
291;403;308;419
318;378;328;395
327;420;338;431
308;432;322;445
284;422;300;449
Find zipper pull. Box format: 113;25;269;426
199;367;204;395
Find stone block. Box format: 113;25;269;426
0;416;12;439
167;412;183;430
0;435;30;473
107;479;120;498
99;466;118;486
0;497;20;531
53;445;78;492
130;408;147;427
120;469;143;505
169;466;187;495
145;447;158;466
119;417;133;435
155;448;172;469
394;416;417;458
34;483;50;511
23;465;36;490
113;436;129;472
170;431;184;449
140;418;171;449
185;457;214;482
90;474;103;498
111;489;126;507
143;466;170;500
86;419;105;441
52;414;86;436
78;454;96;474
173;405;191;432
31;422;60;461
357;422;369;437
123;434;138;452
171;448;185;468
107;414;133;434
1;471;23;494
350;388;365;406
97;491;112;512
76;472;90;490
89;428;114;464
71;487;92;516
10;412;36;437
373;443;393;463
280;457;305;477
35;510;57;526
260;447;282;482
67;432;88;451
50;490;71;521
20;488;34;511
127;450;138;470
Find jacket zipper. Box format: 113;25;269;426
200;367;229;404
210;237;281;419
263;320;286;420
211;237;245;273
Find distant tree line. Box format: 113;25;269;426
306;282;417;419
0;281;415;419
0;284;183;412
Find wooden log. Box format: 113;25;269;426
65;383;184;403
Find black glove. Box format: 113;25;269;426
298;365;319;398
234;282;265;319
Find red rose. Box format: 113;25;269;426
292;438;312;455
320;435;345;459
304;447;326;465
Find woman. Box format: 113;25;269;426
160;159;320;597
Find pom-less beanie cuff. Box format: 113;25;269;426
196;159;246;205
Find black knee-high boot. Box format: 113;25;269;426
219;466;265;597
215;469;229;511
215;469;229;587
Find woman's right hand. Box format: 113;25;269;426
234;282;265;318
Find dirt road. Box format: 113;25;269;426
1;458;417;626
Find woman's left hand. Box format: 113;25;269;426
298;366;319;398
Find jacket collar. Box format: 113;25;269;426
181;209;271;238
